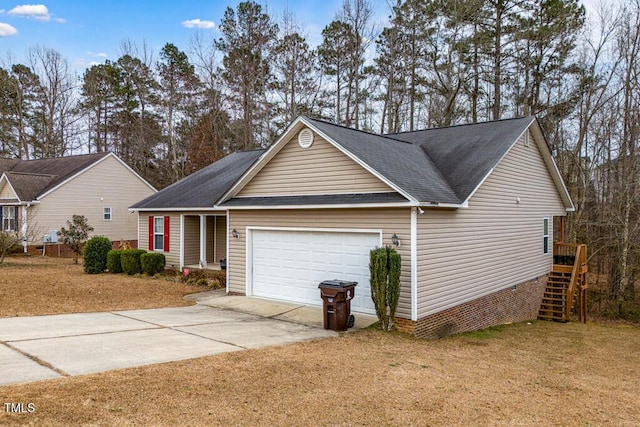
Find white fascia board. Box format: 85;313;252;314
225;202;415;210
298;117;419;204
418;201;468;209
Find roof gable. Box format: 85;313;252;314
236;128;395;197
0;153;111;200
0;174;19;202
2;172;55;201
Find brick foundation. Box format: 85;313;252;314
394;275;547;338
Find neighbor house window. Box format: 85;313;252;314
149;216;170;252
543;218;549;254
0;206;18;232
103;207;112;221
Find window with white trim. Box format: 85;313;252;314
103;207;112;221
154;217;164;251
0;206;18;232
543;218;550;254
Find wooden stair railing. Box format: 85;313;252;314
538;243;588;323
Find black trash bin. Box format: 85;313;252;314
318;280;357;331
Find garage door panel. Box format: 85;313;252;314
251;230;378;314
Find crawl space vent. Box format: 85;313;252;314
298;128;314;148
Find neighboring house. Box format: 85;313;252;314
0;152;156;252
131;116;577;337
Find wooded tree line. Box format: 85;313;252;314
1;0;639;315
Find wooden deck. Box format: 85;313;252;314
538;243;588;323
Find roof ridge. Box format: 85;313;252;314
386;116;535;136
5;171;55;177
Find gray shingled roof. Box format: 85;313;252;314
387;117;535;202
131;150;265;209
130;116;542;210
222;192;409;207
305;118;460;203
0;153;110;201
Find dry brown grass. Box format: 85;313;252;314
0;255;198;317
1;256;639;425
1;322;639;426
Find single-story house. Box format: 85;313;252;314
0;152;156;252
131;116;577;337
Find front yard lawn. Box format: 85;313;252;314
1;321;639;425
1;255;639;425
0;255;198;317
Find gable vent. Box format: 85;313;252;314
298;128;314;149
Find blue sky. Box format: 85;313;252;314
0;0;376;71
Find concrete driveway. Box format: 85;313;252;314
0;292;377;387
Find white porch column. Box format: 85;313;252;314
21;204;28;253
199;215;207;268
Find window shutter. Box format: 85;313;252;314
14;207;19;231
163;216;170;252
0;207;3;230
148;216;154;250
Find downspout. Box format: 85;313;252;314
22;203;30;253
411;207;418;321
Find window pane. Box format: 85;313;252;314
154;217;164;233
543;236;549;254
543;218;549;235
154;235;164;250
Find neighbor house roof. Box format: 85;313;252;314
130;150;265;210
0;153;110;203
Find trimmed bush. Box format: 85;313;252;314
141;253;166;275
369;246;402;331
106;250;123;273
121;249;147;275
83;236;112;274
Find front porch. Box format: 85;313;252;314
182;214;227;271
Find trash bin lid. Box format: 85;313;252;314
318;279;358;288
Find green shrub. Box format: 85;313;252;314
83;236;112;274
140;253;166;275
121;249;147;275
369;246;402;331
107;250;123;273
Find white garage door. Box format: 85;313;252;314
251;229;380;314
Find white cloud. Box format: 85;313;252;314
8;4;51;21
87;51;108;58
54;17;66;23
181;18;215;29
0;22;18;36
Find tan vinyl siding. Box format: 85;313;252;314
29;155;154;244
228;208;412;318
238;131;394;197
417;129;567;317
215;216;226;262
0;181;17;199
183;216;200;265
137;212;181;268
